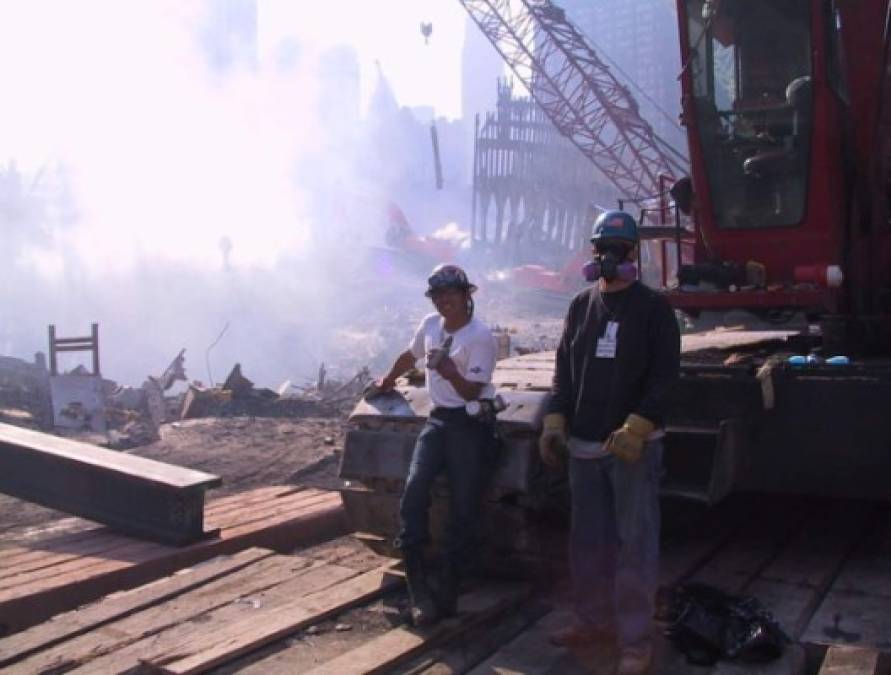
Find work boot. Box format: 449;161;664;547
549;621;616;647
616;642;653;675
403;551;439;627
434;562;460;617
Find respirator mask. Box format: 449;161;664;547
582;243;637;282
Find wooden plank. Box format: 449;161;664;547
396;600;550;675
303;583;530;675
466;609;577;675
0;548;273;668
0;528;122;564
10;554;349;673
135;563;403;675
0;486;300;560
0;539;169;592
0;421;221;545
802;593;891;652
204;488;341;532
497;354;556;370
491;369;554;390
0;532;139;574
499;331;799;368
681;329;798;354
659;498;750;588
802;509;891;652
816;513;891;597
818;646;879;675
0;489;330;572
0;516;94;550
0;490;338;600
201;485;303;519
0;488;323;578
687;498;811;594
0;487;345;635
743;502;875;639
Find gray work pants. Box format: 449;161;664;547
568;440;663;648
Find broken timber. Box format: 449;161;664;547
0;486;346;635
0;422;220;545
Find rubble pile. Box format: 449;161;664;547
0;354;52;428
0;339;378;452
181;362;373;421
276;363;374;413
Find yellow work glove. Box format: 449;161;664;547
539;413;567;468
604;413;655;463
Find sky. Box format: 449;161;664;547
0;1;469;271
262;0;467;119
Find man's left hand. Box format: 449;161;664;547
604;413;655;463
435;356;459;381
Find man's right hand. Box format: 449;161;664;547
365;376;396;400
538;413;567;468
377;376;396;392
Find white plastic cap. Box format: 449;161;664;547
826;265;844;288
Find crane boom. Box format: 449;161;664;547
459;0;687;201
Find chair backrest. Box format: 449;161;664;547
48;323;100;376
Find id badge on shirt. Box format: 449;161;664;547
595;321;619;359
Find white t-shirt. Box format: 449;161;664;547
409;313;497;408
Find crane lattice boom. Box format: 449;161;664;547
459;0;687;201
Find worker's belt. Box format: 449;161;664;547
429;406;471;425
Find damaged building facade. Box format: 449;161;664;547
471;81;614;268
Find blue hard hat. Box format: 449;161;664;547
591;210;639;244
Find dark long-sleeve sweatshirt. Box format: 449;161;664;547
546;281;681;441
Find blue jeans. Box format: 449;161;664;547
396;408;496;571
569;440;663;648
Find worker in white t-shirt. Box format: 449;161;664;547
374;263;497;627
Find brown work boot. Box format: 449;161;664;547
616;642;653;675
549;621;615;647
403;551;439;627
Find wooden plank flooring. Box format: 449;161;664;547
802;506;891;654
0;486;346;635
0;547;272;667
303;583;530;675
0;551;392;673
138;564;402;675
817;646;880;674
1;494;890;673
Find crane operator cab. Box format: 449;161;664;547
686;0;813;229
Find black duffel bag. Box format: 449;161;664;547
664;583;789;666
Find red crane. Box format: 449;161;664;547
458;0;687;202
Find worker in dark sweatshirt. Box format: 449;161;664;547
539;210;680;675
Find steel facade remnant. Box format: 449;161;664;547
0;422;221;545
473;81;604;258
459;0;687;201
